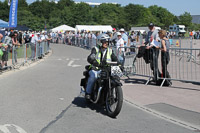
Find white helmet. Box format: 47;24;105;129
116;32;121;36
119;28;125;32
100;34;110;42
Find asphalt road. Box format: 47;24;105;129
0;44;197;133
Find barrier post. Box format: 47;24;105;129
24;44;27;63
12;46;14;65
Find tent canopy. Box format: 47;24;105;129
75;25;113;32
51;25;76;32
0;19;9;28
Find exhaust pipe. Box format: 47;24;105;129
80;87;86;96
91;87;102;103
80;86;103;104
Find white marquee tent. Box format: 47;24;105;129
75;25;113;32
51;25;76;32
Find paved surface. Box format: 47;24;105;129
122;76;200;130
0;44;199;133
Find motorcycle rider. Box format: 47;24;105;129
85;34;119;100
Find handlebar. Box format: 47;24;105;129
106;61;118;66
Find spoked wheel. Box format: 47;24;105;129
105;86;123;118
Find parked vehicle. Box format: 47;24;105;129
169;24;186;37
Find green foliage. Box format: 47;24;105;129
148;5;175;28
178;12;192;27
188;23;200;31
0;0;196;31
71;2;92;26
0;0;9;21
125;4;155;28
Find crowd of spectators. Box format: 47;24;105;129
0;30;52;70
189;30;200;39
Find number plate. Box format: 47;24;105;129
111;66;123;77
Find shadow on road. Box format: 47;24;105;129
72;96;108;117
123;77;200;91
122;77;155;85
39;96;109;133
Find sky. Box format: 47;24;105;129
74;0;200;16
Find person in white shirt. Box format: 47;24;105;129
40;31;47;56
30;33;42;60
92;32;97;47
116;32;125;66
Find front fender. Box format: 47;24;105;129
111;76;122;87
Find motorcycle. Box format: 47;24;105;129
80;62;123;118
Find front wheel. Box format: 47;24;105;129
105;86;123;118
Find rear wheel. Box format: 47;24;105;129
105;86;123;118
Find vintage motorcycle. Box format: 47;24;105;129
80;62;123;118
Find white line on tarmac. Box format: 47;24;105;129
124;99;200;131
0;124;27;133
67;60;81;67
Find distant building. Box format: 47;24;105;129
75;1;117;7
191;15;200;24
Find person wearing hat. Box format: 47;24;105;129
144;23;160;46
30;32;42;60
119;28;128;49
40;31;48;56
111;28;117;45
144;23;160;84
116;32;125;66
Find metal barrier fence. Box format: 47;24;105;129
113;46;154;82
52;34;200;49
52;35;200;86
157;48;200;86
118;46;200;86
0;41;50;71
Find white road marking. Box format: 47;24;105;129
66;58;70;60
58;58;62;60
59;98;64;101
0;125;10;133
67;60;81;68
0;124;27;133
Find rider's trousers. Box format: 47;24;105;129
86;70;101;94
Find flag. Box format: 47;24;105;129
9;0;18;27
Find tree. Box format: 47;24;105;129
124;4;156;28
18;0;28;10
71;2;92;26
0;0;9;21
91;3;126;29
1;0;195;31
179;12;192;27
149;5;175;28
57;0;74;10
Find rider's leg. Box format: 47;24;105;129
86;70;100;95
